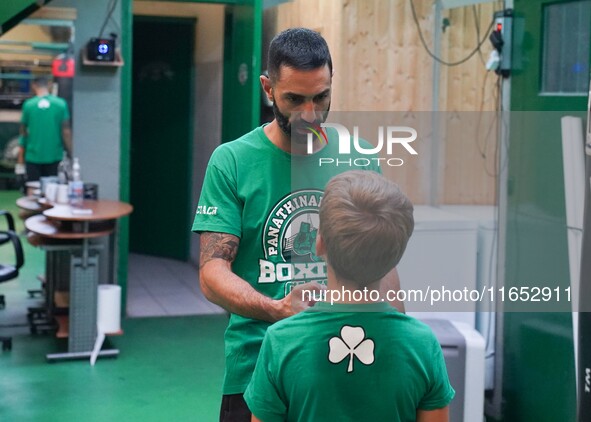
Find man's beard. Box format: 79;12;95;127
272;100;331;145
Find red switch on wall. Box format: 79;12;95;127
52;54;75;78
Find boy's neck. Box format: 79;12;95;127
325;265;380;304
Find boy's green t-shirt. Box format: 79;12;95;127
244;302;455;422
20;95;70;164
192;125;381;394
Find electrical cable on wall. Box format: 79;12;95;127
473;5;487;66
99;0;119;39
475;73;504;179
476;70;491;158
409;0;495;67
85;0;119;64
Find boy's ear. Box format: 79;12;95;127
315;233;326;257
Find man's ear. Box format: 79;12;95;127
260;74;273;104
315;233;326;257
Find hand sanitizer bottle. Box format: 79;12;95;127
58;152;70;185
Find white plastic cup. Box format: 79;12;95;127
45;183;58;203
56;184;69;204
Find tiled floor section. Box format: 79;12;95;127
127;253;225;317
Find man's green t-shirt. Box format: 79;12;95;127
192;125;381;394
244;302;455;422
20;94;70;164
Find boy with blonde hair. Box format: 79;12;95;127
245;170;455;422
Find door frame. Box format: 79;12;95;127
120;0;262;306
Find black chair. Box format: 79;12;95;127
0;210;15;246
0;210;16;309
0;229;25;351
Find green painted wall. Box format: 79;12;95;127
0;0;51;35
120;0;132;311
500;0;585;420
222;0;262;142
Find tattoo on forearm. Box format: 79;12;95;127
200;232;239;268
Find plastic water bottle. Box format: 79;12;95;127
71;157;80;181
69;157;84;206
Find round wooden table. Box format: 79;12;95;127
16;195;43;216
43;200;133;222
24;199;133;362
25;214;115;239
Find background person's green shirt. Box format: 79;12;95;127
20;94;70;164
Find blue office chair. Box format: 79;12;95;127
0;229;25;351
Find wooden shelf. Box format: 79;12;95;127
0;110;22;122
55;315;68;338
30;7;77;21
54;315;123;339
81;49;123;67
54;291;69;308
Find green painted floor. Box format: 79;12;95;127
0;190;226;421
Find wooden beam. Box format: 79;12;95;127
29;6;76;21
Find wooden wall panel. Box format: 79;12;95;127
275;0;503;205
276;0;344;107
440;3;500;204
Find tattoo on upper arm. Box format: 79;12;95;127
199;232;239;268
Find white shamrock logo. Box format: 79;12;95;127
38;99;50;109
328;325;375;373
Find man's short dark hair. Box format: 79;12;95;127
267;27;332;82
32;75;49;87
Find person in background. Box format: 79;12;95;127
16;75;72;182
193;28;404;422
245;170;455;422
